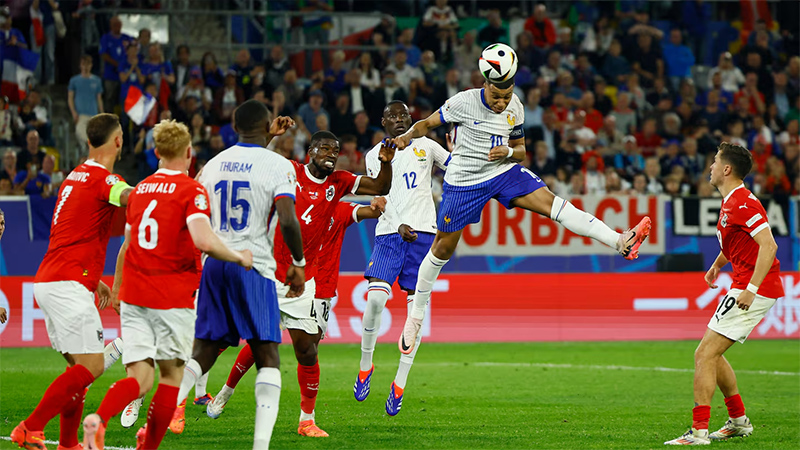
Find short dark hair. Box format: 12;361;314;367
177;44;190;55
234;100;269;134
718;142;753;179
86;113;120;148
310;130;339;148
383;100;406;115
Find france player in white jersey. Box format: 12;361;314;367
355;101;450;415
173;100;306;450
390;45;653;355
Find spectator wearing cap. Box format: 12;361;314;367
477;10;508;48
708;52;745;94
662;29;695;91
630;33;663;89
614;135;645;179
68;54;103;153
601;39;630;86
297;89;329;135
99;15;133;112
524;4;556;51
172;45;196;95
214;70;244;125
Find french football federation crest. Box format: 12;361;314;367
413;147;427;158
194;194;208;210
105;175;120;186
506;113;516;127
326;185;335;201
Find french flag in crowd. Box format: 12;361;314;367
1;46;39;103
124;85;157;126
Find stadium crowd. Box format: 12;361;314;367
0;0;798;201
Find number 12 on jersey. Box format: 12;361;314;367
214;180;251;232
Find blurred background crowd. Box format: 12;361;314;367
0;0;797;203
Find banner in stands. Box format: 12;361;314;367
673;196;794;236
457;195;666;256
2;273;797;348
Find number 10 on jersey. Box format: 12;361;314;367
214;180;251;232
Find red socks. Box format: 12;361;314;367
143;384;179;450
26;364;95;431
96;377;141;424
298;362;320;415
58;389;86;449
725;394;746;419
692;405;711;431
226;344;255;389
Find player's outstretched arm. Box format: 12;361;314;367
735;227;779;311
188;217;254;270
390;111;444;150
276;196;305;298
488;137;526;163
704;251;729;288
356;141;396;195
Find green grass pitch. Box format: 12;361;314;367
1;341;798;449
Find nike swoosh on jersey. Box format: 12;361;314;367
473;121;483;125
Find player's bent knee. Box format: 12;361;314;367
73;353;105;378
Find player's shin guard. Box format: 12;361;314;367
361;282;391;371
96;377;141;424
550;196;619;249
143;384;179;449
177;359;202;406
254;368;281;450
227;344;256;390
59;388;86;449
411;251;448;320
26;364;95;431
298;362;320;421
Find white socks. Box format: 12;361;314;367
411;251;448;320
550;196;619;249
195;372;209;397
395;296;422;389
177;359;202;406
360;281;391;371
253;367;281;450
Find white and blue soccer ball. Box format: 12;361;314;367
478;43;518;85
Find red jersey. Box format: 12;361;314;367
316;203;361;299
35;160;128;292
120;169;211;310
273;161;360;284
716;185;784;299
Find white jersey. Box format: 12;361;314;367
366;136;450;236
438;88;525;186
199;143;296;279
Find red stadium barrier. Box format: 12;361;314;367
1;273;798;348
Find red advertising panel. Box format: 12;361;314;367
1;273;797;348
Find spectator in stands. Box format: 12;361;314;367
629;172;648;195
555;27;578;70
200;52;224;92
137;28;151;58
772;71;797;121
582;151;606;194
477;9;507;48
643;157;663;193
265;45;290;90
557;132;582;174
99;15;133;112
555;71;582;108
173;45;195;96
634;118;662;157
352;110;375;151
566;171;585;195
624;9;664;42
0;6;26;52
523;88;543;131
515;31;537;70
421;0;458;60
0;149;17;183
597;115;624;153
142;43;175;94
16;130;46;172
682;0;711;65
329;93;354;136
601;39;630;87
662;29;695;91
787;56;800;93
744;30;776;69
778;119;799;148
453;30;481;85
419;50;443;97
268;89;294;118
531;141;556;176
539;50;563;85
783;143;799;181
765;157;791;195
661;113;683;142
30;0;57;85
432;68;461;109
323;50;348;96
708;52;745;94
68;55;103;154
614;135;645;179
119;42;144;104
179;67;213;113
213;70;244;125
190;112;211;150
573;52;596;91
741;51;773;99
357;52;381;92
297;89;328;135
578;91;603;133
580;15;614;57
197;134;225;167
277;69;302;108
524;4;556;51
630;33;663;89
735;72;766;115
13;152;51;197
381;69;407;104
386;48;422;103
336;134;364;173
0;96;17;147
610;91;636;135
300;0;333;77
700;90;727;133
681;137;704;183
571;110;597;152
591;76;612;115
369;31;391;72
230;49;258;99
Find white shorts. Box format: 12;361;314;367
277;278;328;337
707;288;777;343
120;302;195;365
34;281;104;354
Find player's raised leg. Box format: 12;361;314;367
207;344;256;418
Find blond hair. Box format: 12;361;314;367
152;119;191;160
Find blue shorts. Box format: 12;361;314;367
364;232;435;291
195;258;281;346
438;165;546;232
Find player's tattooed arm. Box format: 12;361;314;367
276;196;305;298
736;227;779;311
356;141;395;195
391;111;444;150
488;137;525;162
704;251;729;288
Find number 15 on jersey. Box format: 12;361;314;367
214;180;252;232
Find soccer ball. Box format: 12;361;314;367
478;43;518;86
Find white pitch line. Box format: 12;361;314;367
0;436;133;450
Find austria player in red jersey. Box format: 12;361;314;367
11;114;134;450
665;143;784;446
205;131;394;437
80;120;253;450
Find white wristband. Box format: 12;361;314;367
292;257;306;268
506;147;514;159
746;283;759;294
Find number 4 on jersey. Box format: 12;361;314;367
301;204;314;224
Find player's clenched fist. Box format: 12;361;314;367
269;116;295;136
237;249;254;271
370;196;387;212
285;265;305;298
388;134;411;150
488;145;512;161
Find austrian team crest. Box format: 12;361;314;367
105;175;120;186
326;185;335;201
720;213;728;228
194;194;208;210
